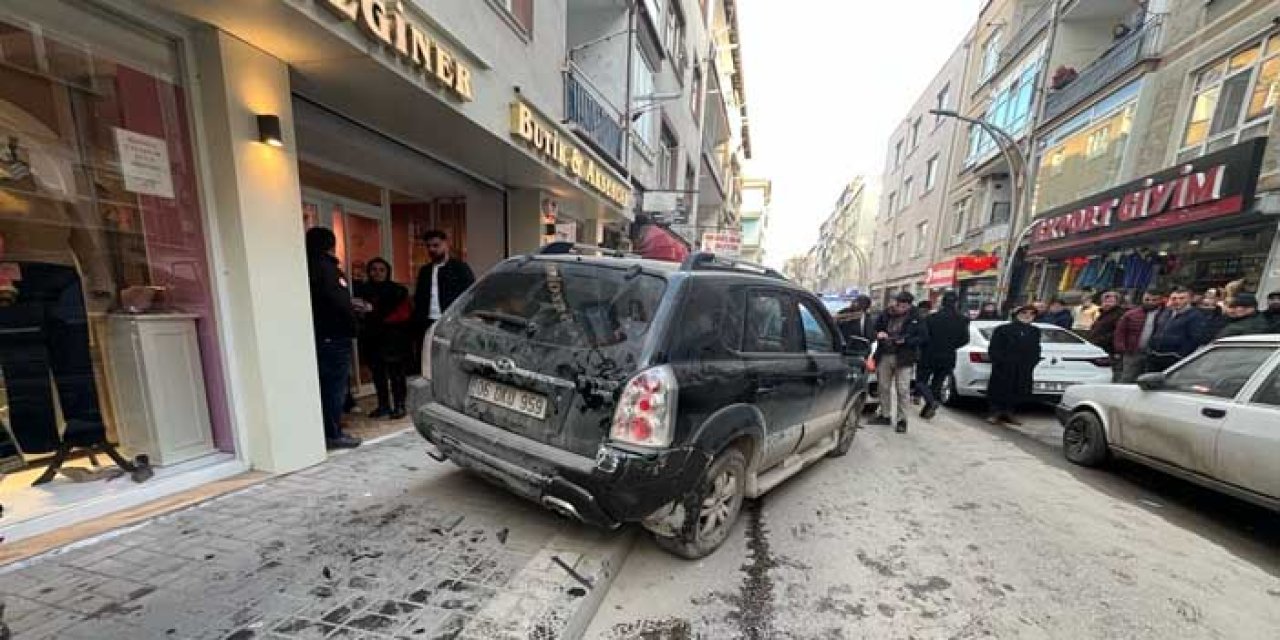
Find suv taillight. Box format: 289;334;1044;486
610;366;678;448
421;322;438;382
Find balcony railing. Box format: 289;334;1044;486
1043;14;1165;123
564;70;624;165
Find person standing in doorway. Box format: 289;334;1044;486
355;258;413;420
1147;286;1209;372
986;305;1041;426
868;292;928;434
919;292;970;419
1086;291;1126;382
306;227;362;450
413;230;476;369
1113;290;1164;383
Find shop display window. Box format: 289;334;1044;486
0;2;226;507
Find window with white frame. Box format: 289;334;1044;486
886;191;897;216
893;139;904;169
910;117;922;151
967;54;1042;165
950;197;970;242
924;155;939;191
893;233;906;264
980;27;1003;82
664;1;687;78
881;241;890;266
902;177;914;206
935;83;951;124
913;221;928;257
494;0;534;33
631;46;658;152
1178;35;1280;162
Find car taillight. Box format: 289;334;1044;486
610;366;678;448
969;351;991;364
421;322;438;382
1090;356;1112;367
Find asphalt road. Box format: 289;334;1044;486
586;403;1280;639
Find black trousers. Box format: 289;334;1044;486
916;357;954;403
0;263;107;454
369;355;407;409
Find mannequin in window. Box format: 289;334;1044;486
0;98;115;457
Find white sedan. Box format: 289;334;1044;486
941;321;1113;406
1057;335;1280;511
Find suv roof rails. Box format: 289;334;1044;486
538;242;633;258
680;252;787;280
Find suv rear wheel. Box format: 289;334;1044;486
653;447;747;559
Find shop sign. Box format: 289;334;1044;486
924;259;958;288
320;0;474;101
956;255;998;277
510;100;631;209
701;230;741;257
1031;137;1267;252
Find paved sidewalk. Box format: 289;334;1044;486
0;431;632;640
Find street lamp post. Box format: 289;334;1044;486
929;109;1028;308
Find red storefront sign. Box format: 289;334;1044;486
925;259;958;288
956;255;998;274
1030;138;1267;254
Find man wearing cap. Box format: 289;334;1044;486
1265;291;1280;333
869;292;928;433
919;292;970;419
1216;293;1273;339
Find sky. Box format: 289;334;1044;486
737;0;985;267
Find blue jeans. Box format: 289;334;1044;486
316;338;353;440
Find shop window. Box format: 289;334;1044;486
1179;35;1280;162
0;4;226;501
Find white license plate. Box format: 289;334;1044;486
468;378;548;420
1034;382;1071;393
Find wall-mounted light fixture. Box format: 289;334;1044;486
256;114;284;148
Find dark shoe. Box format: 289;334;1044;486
390;406;407;420
986;415;1003;425
368;406;392;419
326;435;363;450
895;420;908;433
868;416;892;426
920;402;939;420
1003;414;1023;426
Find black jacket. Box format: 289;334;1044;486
923;308;970;365
413;258;476;326
874;309;928;367
1216;312;1273;339
987;321;1041;407
1040;308;1073;330
1148;306;1209;357
355;278;413;362
1086;306;1125;354
308;252;357;340
836;309;878;344
1265;309;1280;333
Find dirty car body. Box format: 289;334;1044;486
410;251;871;558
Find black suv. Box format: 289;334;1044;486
409;247;872;558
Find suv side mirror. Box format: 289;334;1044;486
1135;372;1166;391
844;336;872;357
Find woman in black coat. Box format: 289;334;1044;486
986;305;1042;426
355;258;414;419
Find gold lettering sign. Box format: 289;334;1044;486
321;0;473;101
510;101;631;209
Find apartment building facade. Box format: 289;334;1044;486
738;177;771;263
868;39;972;305
810;178;880;295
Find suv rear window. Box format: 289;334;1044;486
458;260;667;348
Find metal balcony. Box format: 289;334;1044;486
564;70;624;165
1042;14;1165;123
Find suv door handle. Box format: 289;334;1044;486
1202;407;1227;419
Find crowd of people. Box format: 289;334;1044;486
305;228;474;450
835;287;1280;432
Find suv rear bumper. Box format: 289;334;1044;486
414;401;707;529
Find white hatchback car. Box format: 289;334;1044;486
941;321;1114;405
1057;335;1280;511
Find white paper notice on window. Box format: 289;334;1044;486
113;127;174;199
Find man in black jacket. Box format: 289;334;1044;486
868;292;928;434
835;295;877;344
919;292;970;419
307;227;361;450
413;230;476;365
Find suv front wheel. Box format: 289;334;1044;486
653;447;747;559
